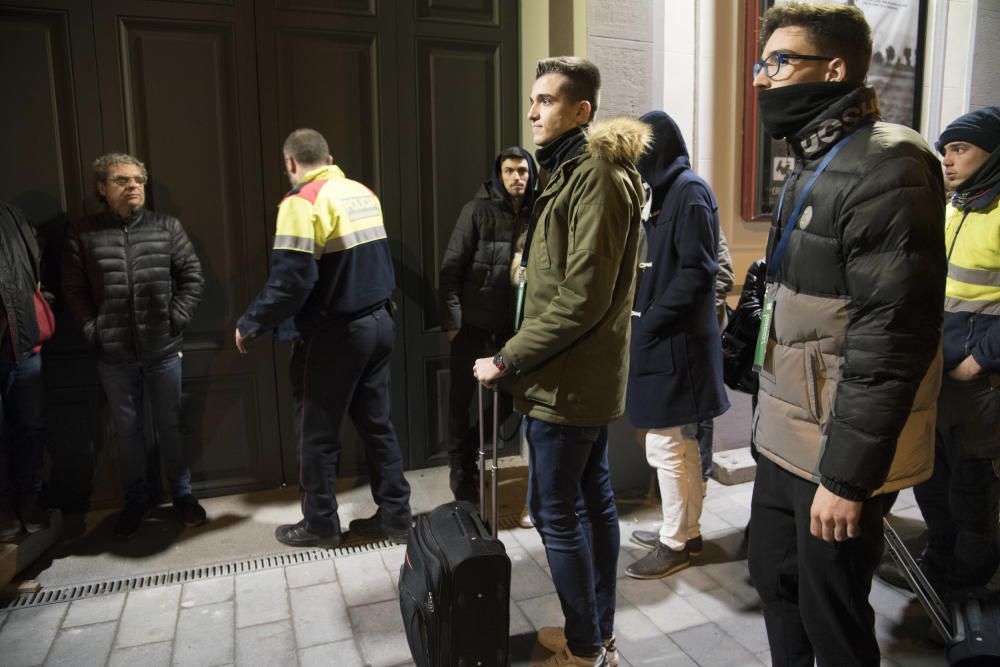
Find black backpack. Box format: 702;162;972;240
721;259;766;395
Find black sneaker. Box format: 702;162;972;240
173;495;208;527
275;521;344;548
626;543;690;579
631;530;703;555
114;504;150;539
349;514;409;545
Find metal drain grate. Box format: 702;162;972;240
1;513;523;611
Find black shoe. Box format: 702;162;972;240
114;504;150;539
349;514;409;545
17;504;49;534
275;521;344;548
173;495;208;527
631;530;703;555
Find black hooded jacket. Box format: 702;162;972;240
626;111;729;429
439;148;537;336
0;202;43;361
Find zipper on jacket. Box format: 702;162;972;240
123;224;142;358
966;315;976;356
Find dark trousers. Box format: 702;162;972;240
748;456;895;667
526;417;619;657
0;352;45;509
446;325;510;499
290;306;411;536
98;352;191;507
696;418;713;481
914;375;1000;593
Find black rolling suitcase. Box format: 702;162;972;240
883;518;1000;665
399;386;512;667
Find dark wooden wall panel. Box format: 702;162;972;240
416;0;498;25
416;41;500;332
274;29;380;190
118;19;246;339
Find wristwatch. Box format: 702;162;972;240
492;351;507;373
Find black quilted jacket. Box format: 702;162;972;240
62;208;203;362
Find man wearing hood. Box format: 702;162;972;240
747;4;946;664
912;107;1000;597
473;57;649;667
624;111;730;580
439;147;536;503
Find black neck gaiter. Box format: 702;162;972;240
758;82;855;140
536;126;587;172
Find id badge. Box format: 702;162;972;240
752;291;775;373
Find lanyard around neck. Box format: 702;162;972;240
766;124;870;283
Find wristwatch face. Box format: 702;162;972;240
493;352;504;369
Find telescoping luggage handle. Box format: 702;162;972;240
477;385;500;539
882;518;953;642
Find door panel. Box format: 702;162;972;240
92;0;284;499
397;1;520;467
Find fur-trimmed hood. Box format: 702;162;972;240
585;117;652;165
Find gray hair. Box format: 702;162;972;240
283;129;330;167
92;153;147;202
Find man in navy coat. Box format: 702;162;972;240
625;111;730;579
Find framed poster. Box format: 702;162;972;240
741;0;929;221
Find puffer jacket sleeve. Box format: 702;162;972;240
716;228;735;303
818;151;947;498
167;218;204;334
61;221;98;345
439;201;478;332
503;166;635;373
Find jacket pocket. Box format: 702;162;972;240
630;325;675;376
804;342;833;431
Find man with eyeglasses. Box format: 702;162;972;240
746;3;946;665
63;153;206;539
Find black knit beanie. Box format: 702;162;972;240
936;106;1000;155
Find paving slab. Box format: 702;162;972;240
107;640;172;667
0;602;66;666
116;585;181;648
289;582;352;647
299;639;364;667
668;622;763;667
335;553;397;607
234;568;288;628
45;620;116;667
63;592;127;628
285;560;336;589
235;619;297;666
181;574;233;608
349;598;413;667
173;600;234;666
508;546;555;602
614;604;695;667
617;577;709;635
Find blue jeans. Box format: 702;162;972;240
0;352;45;508
98;353;192;507
526;417;619;657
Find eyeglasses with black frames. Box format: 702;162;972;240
107;175;147;186
753;52;834;80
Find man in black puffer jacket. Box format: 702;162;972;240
747;4;946;665
62;153;205;539
439;147;536;501
0;202;50;541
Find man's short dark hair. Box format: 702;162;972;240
498;147;529;164
283;128;330;166
761;2;872;85
535;57;601;120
